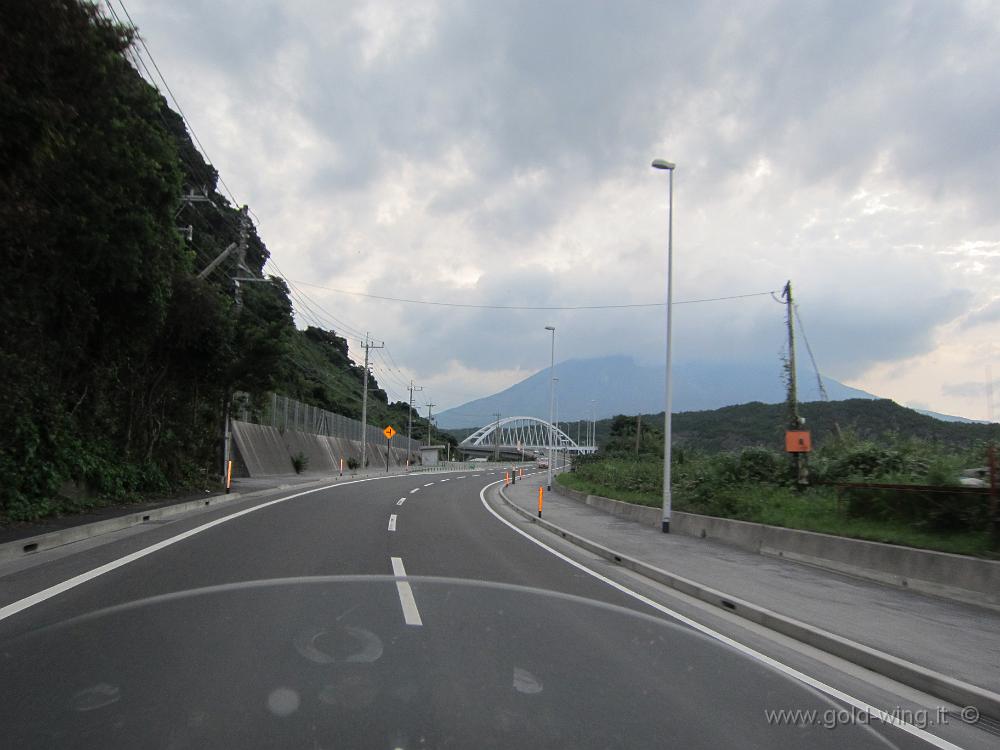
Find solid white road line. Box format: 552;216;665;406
390;557;423;626
478;482;962;750
388;514;397;531
0;475;401;625
397;498;406;506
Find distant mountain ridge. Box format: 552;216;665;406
436;355;880;429
913;408;987;424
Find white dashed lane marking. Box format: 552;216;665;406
390;557;422;626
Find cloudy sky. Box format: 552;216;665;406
123;0;1000;419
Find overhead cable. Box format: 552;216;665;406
283;281;777;310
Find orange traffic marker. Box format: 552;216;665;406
538;485;544;517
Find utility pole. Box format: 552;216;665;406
782;281;808;486
360;333;384;470
232;207;250;309
220;206;252;488
635;414;642;455
425;403;436;447
407;381;423;464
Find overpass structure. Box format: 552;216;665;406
458;416;596;459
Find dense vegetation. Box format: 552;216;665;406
561;410;999;556
587;399;1000;454
0;1;433;522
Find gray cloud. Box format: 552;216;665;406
943;380;1000;399
129;0;999;411
959;299;1000;331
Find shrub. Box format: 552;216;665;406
291;452;309;474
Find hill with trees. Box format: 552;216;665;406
0;1;432;521
593;399;1000;455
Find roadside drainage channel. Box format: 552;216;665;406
495;483;1000;724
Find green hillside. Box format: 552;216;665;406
0;2;434;521
592;399;999;454
272;326;436;443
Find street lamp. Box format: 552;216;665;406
652;158;675;533
553;377;560;471
545;325;556;490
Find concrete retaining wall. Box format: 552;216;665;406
231;421;412;477
554;481;1000;610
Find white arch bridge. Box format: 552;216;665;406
458;416;596;459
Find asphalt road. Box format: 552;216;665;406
0;470;992;748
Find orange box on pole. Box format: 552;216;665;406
785;431;812;453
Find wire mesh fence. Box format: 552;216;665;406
232;391;418;452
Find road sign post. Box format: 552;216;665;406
383;426;396;473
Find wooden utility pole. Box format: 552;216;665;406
783;281;809;486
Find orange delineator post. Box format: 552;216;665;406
225;460;233;494
505;472;510;486
538;485;544;517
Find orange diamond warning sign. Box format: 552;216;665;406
383;425;396;440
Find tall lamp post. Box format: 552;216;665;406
652;158;675;533
545;325;556;490
553;377;560;471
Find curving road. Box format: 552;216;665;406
0;469;991;748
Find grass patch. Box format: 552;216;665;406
559;471;660;507
557;470;994;558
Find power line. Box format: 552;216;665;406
282;280;778;310
113;1;242;209
266;257;369;342
793;304;829;401
373;349;413;392
382;346;409;377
